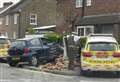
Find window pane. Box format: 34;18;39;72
30;15;36;18
76;0;83;7
30;19;36;23
30;39;41;46
86;0;92;6
0;18;2;25
78;28;84;36
30;14;37;25
5;15;9;25
14;14;18;24
86;28;93;36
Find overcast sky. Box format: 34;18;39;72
0;0;20;7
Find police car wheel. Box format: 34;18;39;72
80;69;86;75
117;71;120;77
80;69;92;76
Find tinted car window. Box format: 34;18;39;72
11;40;26;47
87;42;117;51
30;38;42;46
0;38;9;44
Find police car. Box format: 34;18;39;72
0;36;11;62
81;34;120;75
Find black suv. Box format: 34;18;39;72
7;37;61;67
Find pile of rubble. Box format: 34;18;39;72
40;56;68;71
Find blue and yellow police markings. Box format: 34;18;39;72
81;51;120;64
0;48;8;57
83;58;119;65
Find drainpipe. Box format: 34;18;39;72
78;0;86;36
18;9;21;38
81;0;86;17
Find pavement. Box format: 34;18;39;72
0;63;80;82
1;63;120;82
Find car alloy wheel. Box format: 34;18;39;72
31;56;38;67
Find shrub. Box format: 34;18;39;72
79;37;87;48
44;33;63;43
26;25;35;34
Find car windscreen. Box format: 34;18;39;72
11;40;26;47
87;42;117;51
0;38;8;44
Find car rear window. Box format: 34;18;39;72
87;42;117;51
0;38;8;44
11;40;26;47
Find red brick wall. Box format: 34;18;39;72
75;0;120;16
56;0;77;34
56;0;120;34
84;0;120;16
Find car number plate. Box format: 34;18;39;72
92;55;112;61
96;54;109;58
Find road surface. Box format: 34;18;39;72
0;63;120;82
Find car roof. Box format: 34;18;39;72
17;37;34;41
87;36;117;43
17;37;42;41
16;34;44;41
25;34;44;38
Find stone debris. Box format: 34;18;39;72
40;56;68;71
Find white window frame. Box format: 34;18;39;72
0;18;3;25
13;31;16;39
14;14;18;24
30;13;37;25
5;15;9;25
76;0;92;8
86;0;92;6
5;32;8;37
77;25;94;36
76;0;83;8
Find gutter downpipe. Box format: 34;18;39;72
78;0;86;36
18;9;21;38
81;0;86;17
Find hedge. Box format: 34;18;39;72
44;33;63;43
79;37;87;48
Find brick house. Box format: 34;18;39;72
56;0;120;41
0;0;56;39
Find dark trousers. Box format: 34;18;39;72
68;59;75;70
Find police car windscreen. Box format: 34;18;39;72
88;42;117;51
